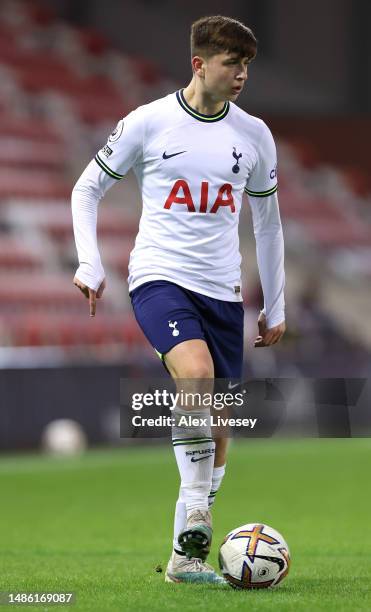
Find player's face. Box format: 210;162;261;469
203;52;251;101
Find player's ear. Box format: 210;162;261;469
192;56;205;77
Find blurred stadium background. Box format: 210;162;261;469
0;0;370;451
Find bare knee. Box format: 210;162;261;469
182;360;214;379
170;357;213;379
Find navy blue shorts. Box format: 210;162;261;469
130;280;244;378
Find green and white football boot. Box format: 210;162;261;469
165;551;225;584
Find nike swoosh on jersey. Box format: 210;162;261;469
162;150;187;159
191;455;211;463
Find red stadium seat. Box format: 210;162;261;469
29;205;138;241
0;238;44;270
0;116;62;144
78;28;110;56
0;139;66;169
2;312;146;348
0;169;70;199
0;273;85;311
100;238;133;274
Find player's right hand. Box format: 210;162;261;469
73;276;106;317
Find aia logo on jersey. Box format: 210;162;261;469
164;180;235;213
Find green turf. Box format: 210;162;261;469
1;439;370;611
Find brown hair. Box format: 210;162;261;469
191;15;257;61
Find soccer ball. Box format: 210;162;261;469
219;523;290;589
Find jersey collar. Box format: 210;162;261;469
176;89;229;122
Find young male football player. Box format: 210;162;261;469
72;15;285;584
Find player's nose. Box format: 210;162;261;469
236;68;248;82
236;74;247;86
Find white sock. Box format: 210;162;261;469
173;438;215;515
172;497;186;553
208;464;226;508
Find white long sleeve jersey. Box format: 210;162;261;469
72;89;285;327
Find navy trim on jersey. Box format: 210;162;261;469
244;184;278;197
176;89;230;123
94;154;124;180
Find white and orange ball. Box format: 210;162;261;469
219;523;290;589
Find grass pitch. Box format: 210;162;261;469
1;438;370;611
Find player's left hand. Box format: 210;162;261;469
254;312;286;347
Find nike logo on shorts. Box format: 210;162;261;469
162;150;186;159
228;381;240;390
